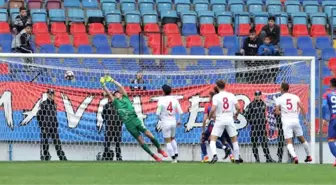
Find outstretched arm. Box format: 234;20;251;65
113;80;128;96
102;85;115;102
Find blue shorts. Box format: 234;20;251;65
201;128;225;143
328;121;336;139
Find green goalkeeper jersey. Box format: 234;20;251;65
113;95;138;124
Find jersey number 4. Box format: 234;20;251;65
167;102;173;112
286;99;293;110
223;97;229;109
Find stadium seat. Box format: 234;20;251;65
46;0;62;10
111;34;128;48
223;36;238;49
280;24;290;36
157;0;173;12
316;36;332;50
54;34;70;47
139;0;155;12
9;1;24;9
59;44;75;54
0;33;12;50
200;24;216;36
303;1;319;14
175;0;191;14
163;23;180;35
144;24;160;35
204;35;220;48
68;8;85;23
40;44;56;53
292;13;309;37
247;0;263;13
133;46;150;54
122;59;140;71
322;1;336;17
186;35;202;48
171;46;187;55
266;0;282;13
125;10;141;24
182;23;197;36
160;10;178;24
101;0;117;14
0;9;7;22
285;1;300;15
216;12;234;36
310;13;328;37
126;23;142;35
275;12;288;25
73;33;90;47
322;48;336;61
97;46;112;54
86;9;104;23
78;45;93;54
284;48;299;56
35;34;51;46
228;0;244;14
323;76;334;86
254;12;269;34
92;34;109;48
181;11;197;24
130;35;146;48
88;23;105;35
218;24;234;36
328;58;336;71
152;46;168;55
211;0;226;13
108;23;124;35
279;36;294;49
167;34;183;47
49;9;66;22
121;0;136;13
193;0;209;13
70;23;86;35
32;23;48;34
199;11;215;24
142;10;158;24
82;0;99;9
235;13;250;36
148;34;162;48
30;9;47;23
297;36;313;50
28;0;43;9
302;48;318;59
105;10;121;24
190;46;206;55
64;0;81;8
51;22;66;35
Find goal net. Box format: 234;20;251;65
0;53;315;163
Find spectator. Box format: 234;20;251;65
12;24;33;54
260;16;280;46
240;28;262;56
131;71;146;91
258;36;276;56
13;7;32;34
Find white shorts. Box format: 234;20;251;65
282;119;303;139
161;123;176;138
211;121;238;138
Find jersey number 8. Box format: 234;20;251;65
223;97;229;109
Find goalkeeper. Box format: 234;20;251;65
100;75;168;162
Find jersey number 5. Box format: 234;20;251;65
223;97;229;109
286;99;293;110
167;102;173;112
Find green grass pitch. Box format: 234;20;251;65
0;162;333;185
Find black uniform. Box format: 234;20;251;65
36;97;67;161
131;78;146;91
242;37;262;56
102;101;123;160
244;98;273;162
13;15;31;34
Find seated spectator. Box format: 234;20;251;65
258;36;276;56
12;24;33;54
240;28;262;56
13;7;32;35
259;16;280;46
131;71;146;91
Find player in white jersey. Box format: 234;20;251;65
275;82;312;164
207;80;241;164
156;84;183;163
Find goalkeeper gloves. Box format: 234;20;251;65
100;75;114;86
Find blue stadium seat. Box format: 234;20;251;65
105;10;121;24
125;11;141;23
111;34;128;48
193;0;209;13
322;1;336;17
130;35;146;48
322;48;336;61
68;8;85;22
247;0;263;13
297;36;313;49
121;0;136;13
275;12;288;25
133;46;150;54
86;9;103;22
228;0;244;14
97;46;112;54
181;11;197;24
58;44;75;54
182;23;198;36
280;36;294;49
122;59;140;71
185;65;199;71
216;60;234;69
310;13;327;25
198;11;214;24
82;0;99;9
0;9;7;22
49;9;66;22
291;12;308;25
161;10;178;20
10;8;19;24
0;33;12;49
139;0;155;12
223;36;239;49
64;0;81;8
175;0;191;14
302;48;318;59
227;47;237;55
285;0;301;15
103;59;123;70
208;46;224;55
210;0;226;13
0;0;4;7
284;48;299;56
197;60;212;68
142;10;158;24
101;0;117;14
171;46;187;55
162;60;180;71
30;9;47;23
92;34;109;48
216;11;232;24
303;1;319;14
190;46;206;55
40;44;56;53
316;36;332;50
157;0;173;12
78;45;93;54
253;12;269;25
266;0;282;13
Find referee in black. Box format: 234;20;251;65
102;93;123;161
244;91;275;163
37;89;67;161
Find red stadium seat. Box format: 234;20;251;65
28;0;43;9
328;58;336;71
293;25;309;37
311;25;327;37
167;34;183;48
88;23;105;35
35;34;51;46
186;35;202;48
33;23;48;34
152;46;168;55
255;24;264;35
73;33;89;47
108;23;124;35
218;24;234;36
163;23;180;35
70;23;86;35
200;24;216;36
0;22;9;33
0;63;9;74
237;24;250;36
323;76;334;86
51;22;66;35
54;33;70;47
280;24;290;36
148;34;162;48
126;23;141;35
144;23;160;36
204;35;220;48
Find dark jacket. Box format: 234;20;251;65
102;102;122;126
258;44;276;56
14;15;32;34
242;37;262;56
244;99;267;125
12;29;31;50
131;78;146;91
37;98;58;128
261;24;280;45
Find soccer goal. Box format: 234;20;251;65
0;53;316;163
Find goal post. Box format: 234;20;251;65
0;53;316;163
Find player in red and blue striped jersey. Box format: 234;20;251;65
322;78;336;167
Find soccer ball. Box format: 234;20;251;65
64;70;74;80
